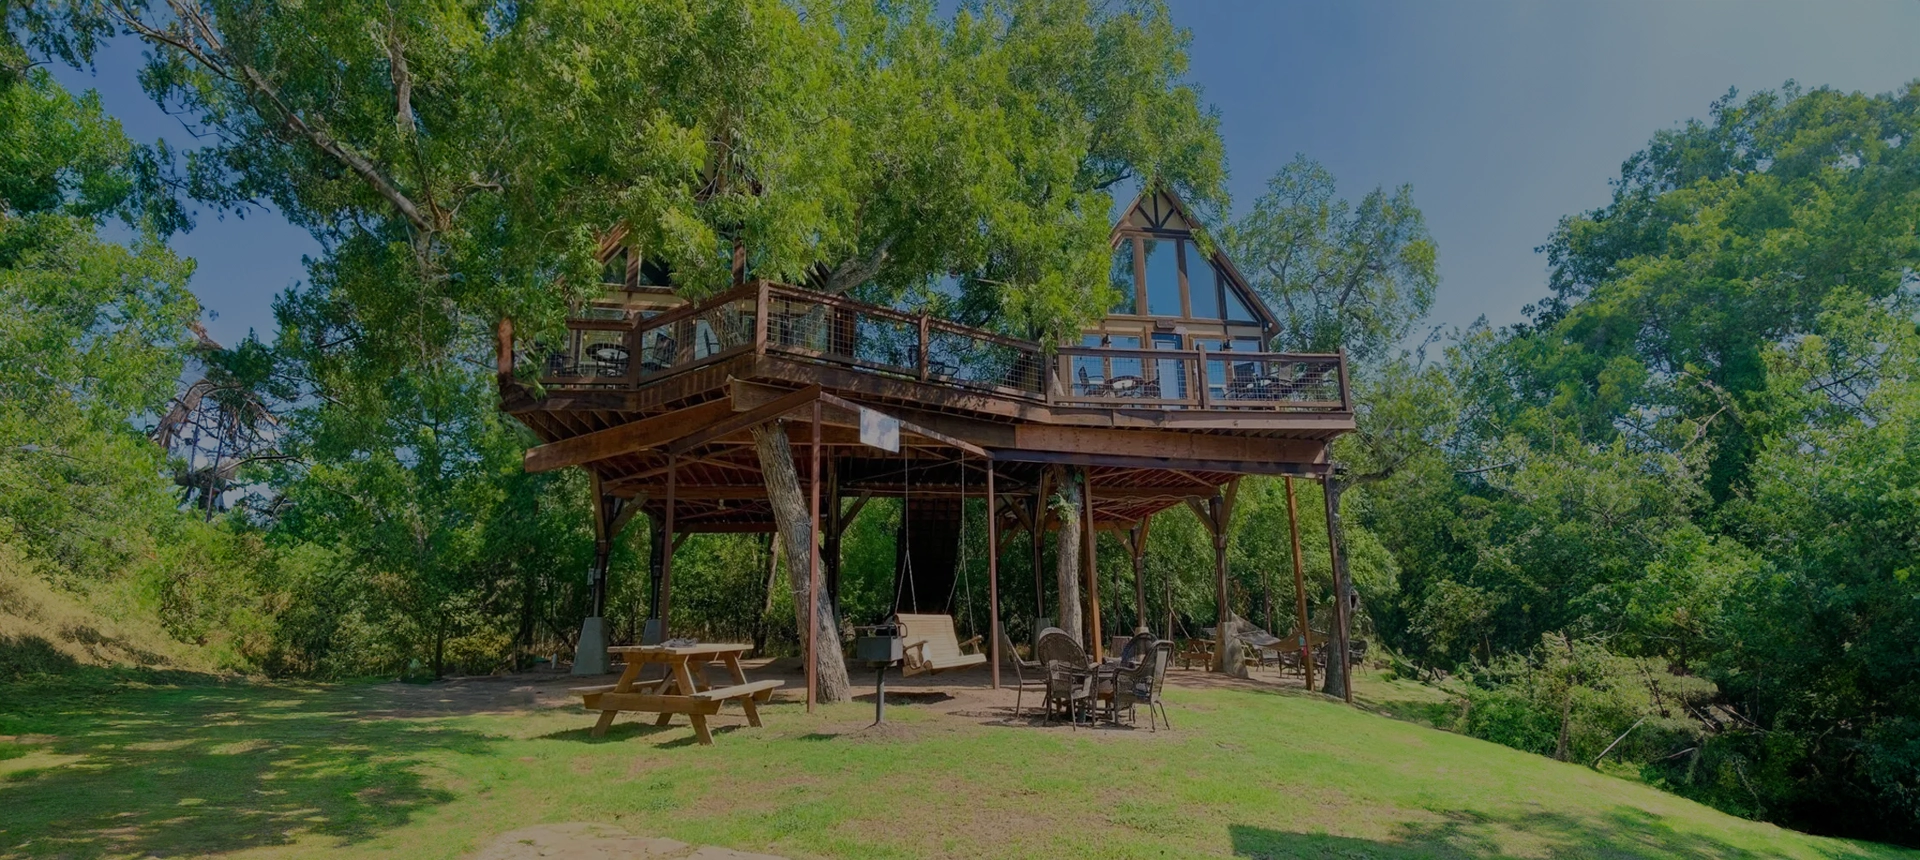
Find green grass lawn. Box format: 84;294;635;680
1;667;1912;860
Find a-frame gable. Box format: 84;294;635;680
1109;187;1280;334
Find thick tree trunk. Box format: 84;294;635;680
754;534;778;655
1053;468;1084;646
751;421;852;702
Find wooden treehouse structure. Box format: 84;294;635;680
497;188;1360;703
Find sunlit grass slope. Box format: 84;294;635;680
2;670;1912;859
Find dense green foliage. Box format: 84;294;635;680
0;67;275;666
1350;83;1920;844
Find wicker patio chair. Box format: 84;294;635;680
1111;640;1174;730
1035;628;1091;725
1045;660;1096;728
1120;631;1157;667
999;629;1046;718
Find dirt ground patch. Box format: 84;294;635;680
469;822;787;860
354;657;1318;735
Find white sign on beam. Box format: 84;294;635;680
858;407;901;453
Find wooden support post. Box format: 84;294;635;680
1129;517;1152;634
1083;468;1101;662
1324;475;1353;704
752;281;771;355
987;462;1000;690
646;513;665;631
1032;481;1047;624
1210;493;1229;673
661;456;677;640
1285;477;1314;691
588;472;611;619
1164;539;1175;648
824;458;842;610
807;402;823;713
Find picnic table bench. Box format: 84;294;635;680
570;643;780;745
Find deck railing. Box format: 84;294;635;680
514;282;1348;412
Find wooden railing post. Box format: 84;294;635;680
753;280;771;356
624;311;642;383
1197;344;1212;410
918;314;931;381
1337;348;1352;412
495;317;514;379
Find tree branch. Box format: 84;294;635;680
116;0;436;236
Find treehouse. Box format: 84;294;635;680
496;187;1358;699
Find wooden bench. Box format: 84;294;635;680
896;613;988;677
579;643;780;745
688;679;782;702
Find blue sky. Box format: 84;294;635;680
54;1;1920;347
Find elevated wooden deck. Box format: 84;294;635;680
498;281;1354;530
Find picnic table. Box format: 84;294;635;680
571;643;781;746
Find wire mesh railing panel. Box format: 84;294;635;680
927;326;1047;396
849;312;919;371
630;295;757;379
1201;354;1347;408
1055;348;1201;406
541;326;631;380
766;290;920;379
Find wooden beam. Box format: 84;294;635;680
667;385;821;456
994;449;1329;477
1011;426;1325;465
837;491;872;537
816;391;992;458
524;399;734;473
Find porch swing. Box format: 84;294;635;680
894;450;988;677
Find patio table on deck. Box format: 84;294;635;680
573;643;781;746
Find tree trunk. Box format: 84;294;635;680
1053;468;1084;646
432;611;447;678
754;534;779;655
751;421;852;702
1555;694;1574;761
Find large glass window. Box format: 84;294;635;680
1222;271;1258;322
601;248;629;287
1189;256;1221;319
1144;238;1182;316
1109;240;1137;314
637;257;671;288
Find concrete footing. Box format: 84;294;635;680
571;616;610;675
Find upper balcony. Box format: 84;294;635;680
503;281;1350;418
